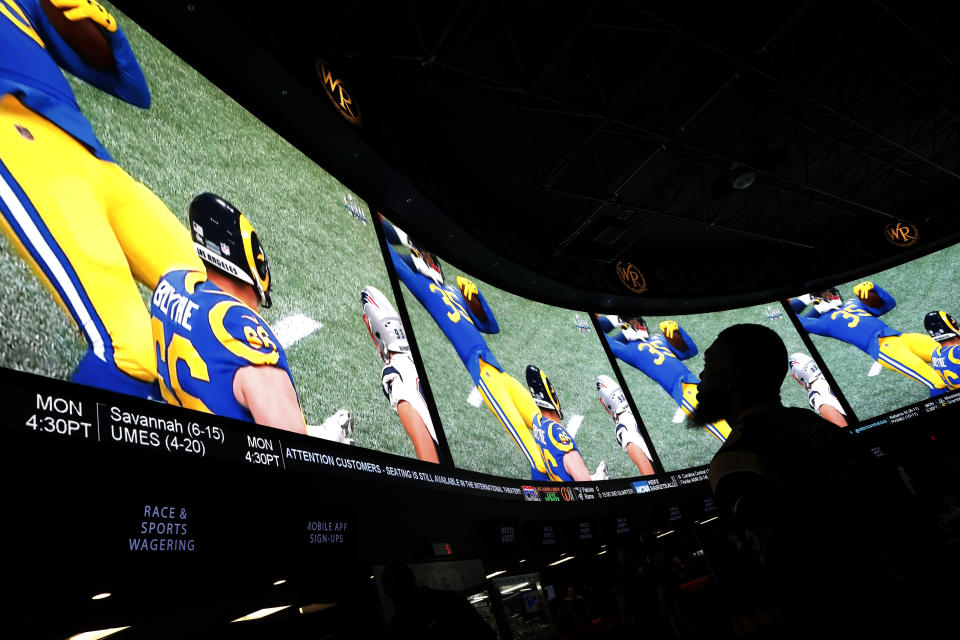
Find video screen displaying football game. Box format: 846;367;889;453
0;2;428;461
597;304;821;471
785;241;960;422
380;216;653;481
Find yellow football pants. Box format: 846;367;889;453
877;333;944;390
0;94;201;382
682;381;732;442
476;358;548;474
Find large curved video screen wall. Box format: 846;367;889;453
2;1;957;501
0;1;416;461
785;241;960;427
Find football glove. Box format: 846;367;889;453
853;281;875;300
659;320;679;339
456;275;478;301
50;0;118;32
807;381;846;416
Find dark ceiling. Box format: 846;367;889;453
123;0;960;311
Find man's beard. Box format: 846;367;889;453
688;386;729;427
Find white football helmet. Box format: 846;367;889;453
811;287;843;313
361;286;410;361
618;314;649;341
789;352;823;391
597;374;631;419
407;238;444;287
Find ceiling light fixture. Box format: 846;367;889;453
231;605;292;622
68;627;130;640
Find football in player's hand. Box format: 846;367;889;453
456;276;487;321
41;0;115;70
660;320;686;348
854;281;882;308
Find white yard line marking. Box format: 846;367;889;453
273;314;321;349
565;414;584;438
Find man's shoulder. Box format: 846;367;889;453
734;406;843;448
204;297;285;367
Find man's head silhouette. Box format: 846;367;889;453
693;324;788;425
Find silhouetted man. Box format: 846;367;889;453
695;324;931;635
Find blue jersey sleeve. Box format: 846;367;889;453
604;332;634;363
859;284;896;316
788;298;807;314
797;314;828;336
664;324;698;360
210;299;284;368
463;286;499;334
388;241;430;303
27;0;150;107
381;218;403;246
597;315;630;345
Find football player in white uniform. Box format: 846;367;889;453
362;285;440;462
597;374;655;475
788;353;848;427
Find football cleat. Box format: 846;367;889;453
407;237;444;287
597;374;630;420
591;460;609;481
306;409;355;444
189;192;272;307
924;310;960;343
789;353;823;391
810;287;843;313
361;286;410;361
618;314;649;341
526;365;563;419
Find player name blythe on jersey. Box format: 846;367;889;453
153;278;200;330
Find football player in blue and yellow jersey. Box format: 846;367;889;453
0;0;201;397
925;311;960;392
150;193;305;433
790;282;946;396
382;218;552;477
598;314;732;441
524;365;593;482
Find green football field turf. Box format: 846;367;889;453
0;4;416;460
799;243;960;422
